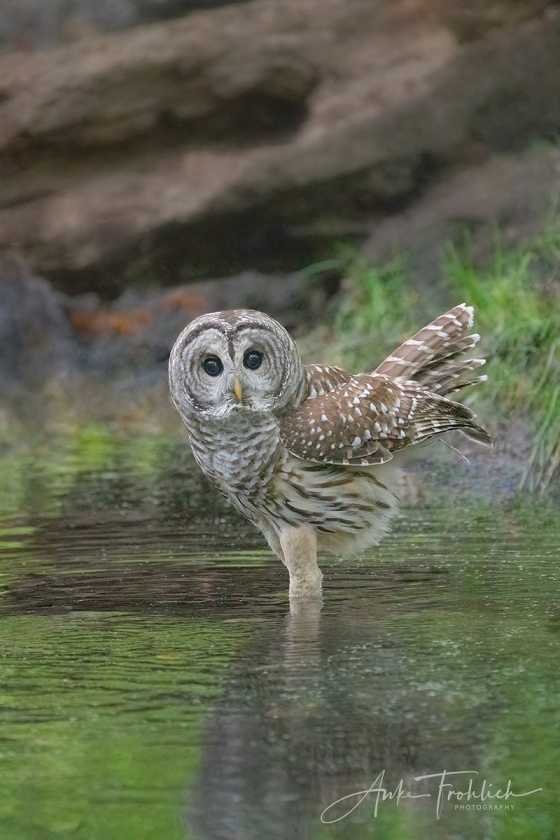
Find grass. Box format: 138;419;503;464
303;223;560;494
299;247;423;371
445;222;560;493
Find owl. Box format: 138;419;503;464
169;304;491;597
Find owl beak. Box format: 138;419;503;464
233;380;243;403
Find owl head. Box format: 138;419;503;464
169;309;305;420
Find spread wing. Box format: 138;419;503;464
279;371;491;467
373;303;485;394
280;304;491;467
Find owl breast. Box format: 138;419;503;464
185;411;282;517
270;455;403;553
186;410;402;553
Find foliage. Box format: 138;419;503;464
311;225;560;493
300;246;421;372
335;256;422;371
444;218;560;493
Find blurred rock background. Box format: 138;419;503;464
0;0;559;388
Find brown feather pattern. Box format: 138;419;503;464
280;303;492;466
169;303;491;582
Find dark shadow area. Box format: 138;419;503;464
136;0;253;23
49;210;344;297
46;154;442;297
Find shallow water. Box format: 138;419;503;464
0;432;559;840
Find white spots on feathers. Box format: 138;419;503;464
280;309;489;467
462;303;475;329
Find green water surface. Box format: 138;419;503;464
0;428;558;839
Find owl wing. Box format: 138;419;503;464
373;303;486;395
303;363;352;396
279;371;490;467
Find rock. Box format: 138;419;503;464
0;0;557;294
361;148;560;285
0;0;249;52
67;269;325;378
0;252;78;387
0;252;325;389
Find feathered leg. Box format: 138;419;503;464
278;524;322;599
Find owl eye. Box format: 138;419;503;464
243;350;263;370
202;356;223;376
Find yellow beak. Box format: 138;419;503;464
233;380;243;402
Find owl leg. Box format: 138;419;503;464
260;524;285;563
278;524;322;599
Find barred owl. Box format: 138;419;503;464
169;304;491;597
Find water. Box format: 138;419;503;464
0;428;559;840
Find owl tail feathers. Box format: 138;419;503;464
411;392;493;449
462;421;493;447
374;303;487;396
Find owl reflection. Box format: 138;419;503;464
169;306;490;597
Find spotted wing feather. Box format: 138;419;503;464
374;303;484;393
304;364;351;397
281;303;491;466
418;357;487;395
280;374;407;465
281;372;490;467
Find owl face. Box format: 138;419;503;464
169;309;305;419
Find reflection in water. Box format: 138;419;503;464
0;434;558;840
187;592;489;840
185;524;560;840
